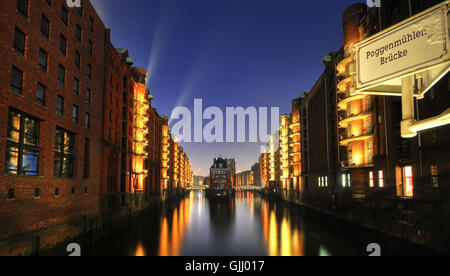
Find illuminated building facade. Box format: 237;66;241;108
131;68;150;194
161;123;170;192
172;142;179;189
337;3;376;199
236;170;253;186
148;107;164;196
280;115;290;191
210;158;234;189
259;152;270;188
267;0;450;250
0;0;196;256
289;98;302;198
251;162;261;187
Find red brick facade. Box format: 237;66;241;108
0;0;105;239
0;0;193;255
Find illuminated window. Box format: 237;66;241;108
369;171;374;188
367;140;373;164
431;165;439;188
366;118;373;134
342;174;351;187
6;110;40;176
378;170;384;188
365;96;372;111
54;127;74;178
397;166;414;198
324;177;328;187
348;144;353;165
403;166;414;197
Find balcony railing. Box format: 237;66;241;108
339;130;374;146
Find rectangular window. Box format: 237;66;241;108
72;105;78;122
57;95;64;115
41;16;50;38
34;188;40;199
85;113;90;129
367;140;373;164
13;27;26;56
403;166;414;198
60;35;67;55
83;138;90;179
348;144;353;165
75;51;80;68
10;66;23;94
38;48;48;71
89;17;94;31
36;83;46;106
61;6;68;25
76;24;82;41
369;171;374;188
86;88;91;104
431;165;439;188
397;166;414;198
8;189;15;200
17;0;29;18
6;110;40;176
87;64;92;79
54;127;74;178
58;65;65;85
366;96;372;111
366;118;373;134
378;170;384;188
88;40;92;55
73;78;80;95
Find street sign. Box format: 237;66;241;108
355;1;450;97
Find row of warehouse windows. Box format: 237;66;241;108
5;109;90;179
316;166;439;199
17;0;94;32
7;186;90;201
11;65;91;129
13;27;93;82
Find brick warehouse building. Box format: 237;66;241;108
262;0;450;251
0;0;106;254
0;0;194;255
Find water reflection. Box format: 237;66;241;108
157;192;192;256
87;191;361;256
261;201;305;256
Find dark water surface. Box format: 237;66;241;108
82;191;370;256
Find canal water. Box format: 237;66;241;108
81;191;370;256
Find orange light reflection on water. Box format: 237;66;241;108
158;195;192;256
262;203;304;256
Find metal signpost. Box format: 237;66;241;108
354;1;450;138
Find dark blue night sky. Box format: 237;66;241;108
92;0;364;175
